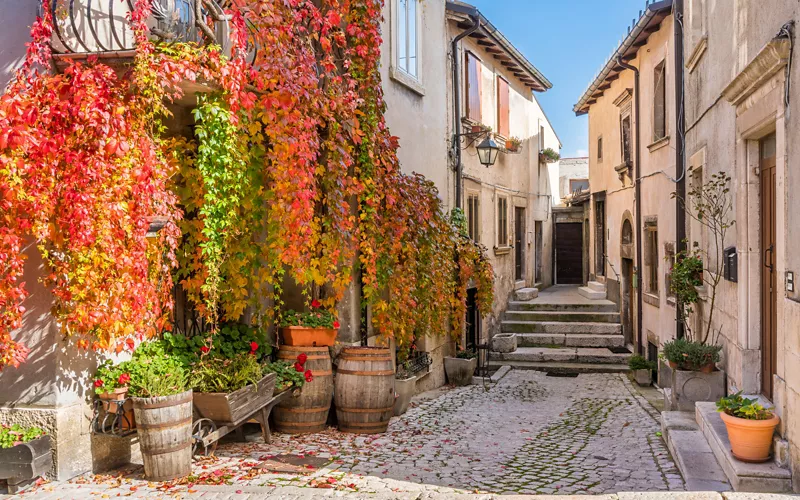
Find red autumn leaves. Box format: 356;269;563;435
294;352;313;383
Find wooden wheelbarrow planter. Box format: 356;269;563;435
191;373;295;456
0;435;52;494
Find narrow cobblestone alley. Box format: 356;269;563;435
16;371;685;499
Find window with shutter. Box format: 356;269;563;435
465;52;482;122
467;193;480;242
497;196;508;247
653;60;666;141
497;77;510;137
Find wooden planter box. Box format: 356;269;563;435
281;326;337;347
193;373;277;425
0;435;52;494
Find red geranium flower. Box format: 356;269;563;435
304;370;313;383
333;321;340;329
200;346;210;354
94;379;104;388
311;299;321;309
297;353;308;365
294;362;305;372
250;341;259;353
117;373;130;385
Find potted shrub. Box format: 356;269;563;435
628;355;656;386
191;353;277;424
127;341;193;482
280;300;340;347
163;323;272;365
539;147;560;163
505;136;522;152
717;392;780;463
93;359;135;429
444;349;478;387
393;366;417;416
0;424;51;494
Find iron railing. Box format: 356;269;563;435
48;0;234;57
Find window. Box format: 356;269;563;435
597;136;603;162
653;60;666;141
497;196;508;247
497;77;510;137
645;222;659;295
665;243;676;300
620;113;632;165
570;179;589;193
397;0;418;78
467;193;480;242
465;52;482;122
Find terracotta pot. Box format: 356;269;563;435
281;326;337;347
720;411;780;463
471;125;484;134
505;140;516;151
668;361;678;369
98;387;135;430
700;362;715;374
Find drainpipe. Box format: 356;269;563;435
451;13;481;209
674;0;687;339
617;56;643;355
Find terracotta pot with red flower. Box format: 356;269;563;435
279;300;340;347
93;360;135;429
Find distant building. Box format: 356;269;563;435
555;157;589;206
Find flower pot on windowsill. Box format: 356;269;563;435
720;411;780;463
471;125;485;134
281;326;337;347
505;140;519;152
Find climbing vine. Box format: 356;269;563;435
0;0;494;369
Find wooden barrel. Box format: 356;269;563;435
132;390;193;481
335;346;395;434
274;346;333;434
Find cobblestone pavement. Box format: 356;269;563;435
11;371;685;499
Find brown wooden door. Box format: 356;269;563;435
515;207;525;281
556;223;583;285
760;133;777;399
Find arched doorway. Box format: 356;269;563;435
620;214;635;347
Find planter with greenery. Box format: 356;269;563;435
280;300;340;347
191;353;277;424
262;359;308;393
717;392;780;463
444;349;478;387
393;365;418;416
93;359;133;414
628;355;656;386
0;424;51;494
539;148;561;163
505;136;522;152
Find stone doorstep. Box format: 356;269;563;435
661;411;731;492
578;286;608;300
588;280;607;292
472;365;512;385
507;300;619;312
695;402;792;493
501;320;623;335
514;287;539;301
515;333;625;348
502;310;621;323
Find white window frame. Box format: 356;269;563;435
395;0;419;80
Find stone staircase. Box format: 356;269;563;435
578;280;607;300
490;285;630;373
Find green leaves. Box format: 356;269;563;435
190;353;262;393
717;391;774;420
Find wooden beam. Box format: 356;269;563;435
598;83;611;91
477;40;497;48
485;48;503;55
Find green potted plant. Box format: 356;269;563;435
262;359;308;394
628;355;656;386
539;147;560;163
127;340;192;482
0;424;51;494
162;323;272;365
717;392;780;462
93;359;133;413
279;300;340;347
505;136;522;152
191;353;277;424
444;348;478;387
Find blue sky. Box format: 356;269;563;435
467;0;648;158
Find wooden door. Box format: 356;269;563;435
556;223;583;285
760;133;777;399
515;207;525;281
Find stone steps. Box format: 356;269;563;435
490;346;631;365
578;281;607;300
515;333;625;348
503;310;621;323
501;321;622;335
487;360;629;374
661;411;732;491
507;301;619;313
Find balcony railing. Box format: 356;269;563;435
48;0;248;60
